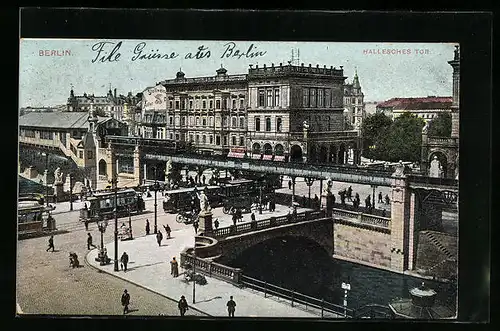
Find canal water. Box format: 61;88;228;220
228;236;457;313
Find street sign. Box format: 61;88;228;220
341;282;351;291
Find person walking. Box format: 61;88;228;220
156;230;163;247
145;219;150;235
202;175;206;185
120;252;129;272
385;194;390;205
288;180;292;190
214;218;219;229
347;186;353;201
232;212;237;226
87;233;97;250
365;195;371;209
163;224;171;239
170;257;179;277
121;289;130;315
226;296;236;317
378;192;383;204
46;235;55;252
193;220;199;234
178;295;189;316
84;219;89;231
250;212;256;222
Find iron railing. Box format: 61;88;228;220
240;275;353;318
180;250;242;284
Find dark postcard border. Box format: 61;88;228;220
8;8;492;328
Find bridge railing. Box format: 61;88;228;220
408;175;458;188
240;275;353;318
331;208;391;228
204;210;327;239
180;249;242;284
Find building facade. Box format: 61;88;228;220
66;87;141;122
376;97;452;123
343;70;365;130
137;63;361;165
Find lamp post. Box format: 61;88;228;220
341;281;351;318
41;152;49;206
128;205;133;239
152;166;159;234
192;245;196;304
108;175;119;272
69;173;74;211
97;217;108;265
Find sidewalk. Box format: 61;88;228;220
85;209;330;318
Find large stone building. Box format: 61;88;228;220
137;63;361;165
66;87;142;123
343;70;365;130
376;96;452;123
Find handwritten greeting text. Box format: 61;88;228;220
91;41;267;64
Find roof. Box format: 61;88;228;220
377;97;452;110
18;112;108;129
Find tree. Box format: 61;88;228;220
384;112;425;162
360;112;393;159
428;112;452;137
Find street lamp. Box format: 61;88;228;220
128;205;133;239
108;175;119;272
41;152;49;207
69;173;74;211
97;217;108;265
152;166;159;234
192;246;196;304
342;281;351;318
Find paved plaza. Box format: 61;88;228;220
85;199;340;318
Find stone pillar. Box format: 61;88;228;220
53;182;64;201
198;211;213;233
408;191;418;270
390;161;410;272
133;145;142;186
421;131;429;175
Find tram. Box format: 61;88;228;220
79;188;145;223
18;199;55;235
162;185;221;213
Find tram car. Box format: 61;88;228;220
79;188;145;223
162;186;221;214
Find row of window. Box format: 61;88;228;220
258;88;281;108
302;87;339;108
254;116;283;132
166;116;246;128
169;98;245;110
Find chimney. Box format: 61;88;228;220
279;63;282;67
316;64;319;68
309;64;312;67
114;88;117;98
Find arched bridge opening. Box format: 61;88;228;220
222;235;336;301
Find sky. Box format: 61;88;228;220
19;39;457;107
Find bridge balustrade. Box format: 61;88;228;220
331;208;391;228
180;249;242;284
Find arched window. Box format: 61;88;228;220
252;143;261;154
239;117;245;128
263;143;273;155
265;117;271;131
255;117;261;131
232;117;237;128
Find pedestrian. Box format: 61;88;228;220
251;212;256;222
382;209;386;217
232;212;237;226
87;233;97;250
365;195;371;209
84;220;89;231
145;219;150;235
163;224;171;239
178;295;189;316
214;218;219;229
385;194;390;205
46;235;55;252
120;252;129;272
156;230;163;247
121;289;130;315
378;192;383;204
227;296;236;317
193;220;199;234
236;208;242;222
288;180;292;190
202;175;206;185
314;194;319;209
347;186;353;201
170;257;179;277
331;193;336;206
